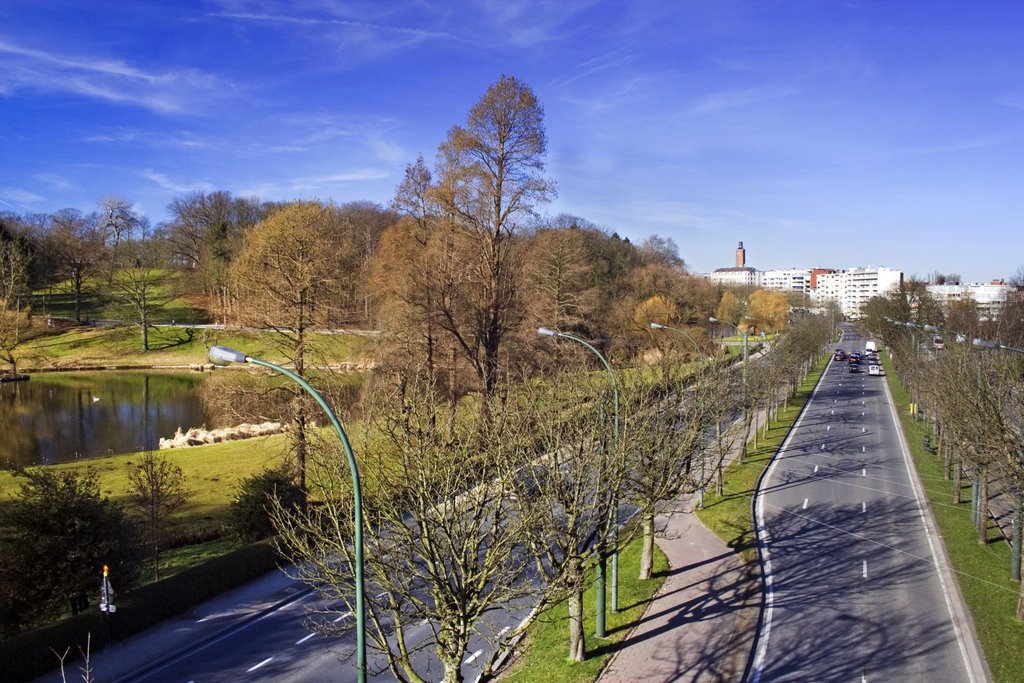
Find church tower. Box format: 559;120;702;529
735;241;746;268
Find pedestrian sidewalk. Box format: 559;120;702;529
597;498;760;682
598;406;769;683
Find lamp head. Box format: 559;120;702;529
209;345;249;366
537;327;558;337
650;322;666;330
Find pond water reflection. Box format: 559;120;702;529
0;371;211;467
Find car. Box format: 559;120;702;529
868;364;883;376
834;349;847;361
849;363;861;373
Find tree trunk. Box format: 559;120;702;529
952;457;962;505
639;512;655;580
977;469;989;545
1017;576;1024;621
567;565;586;662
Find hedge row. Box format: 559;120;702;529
0;539;284;683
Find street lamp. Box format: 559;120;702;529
972;337;1024;354
649;322;703;356
208;346;366;683
537;327;620;634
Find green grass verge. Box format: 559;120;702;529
881;353;1024;683
697;358;828;563
17;324;374;371
500;535;669;683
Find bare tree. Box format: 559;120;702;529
619;364;722;579
273;375;537;683
125;451;192;581
430;75;555;410
507;373;621;663
228;201;351;493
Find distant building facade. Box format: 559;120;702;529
761;268;813;293
926;281;1013;320
812;266;903;319
709;241;761;286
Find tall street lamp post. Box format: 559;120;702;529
208;346;367;683
537;327;620;635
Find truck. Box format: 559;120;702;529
865;340;879;353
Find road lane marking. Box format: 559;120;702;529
862;561;868;579
499;626;510;636
752;357;832;683
862;446;866;452
821;443;825;451
862;468;866;477
814;465;819;473
248;657;273;672
827;425;830;431
334;611;353;623
862;501;867;513
465;649;483;664
296;632;316;645
802;498;808;510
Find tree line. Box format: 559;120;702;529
862;279;1024;622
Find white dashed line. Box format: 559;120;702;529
862;468;866;477
248;657;273;672
296;632;316;645
814;465;819;473
862;501;867;513
334;611;353;623
465;649;483;664
802;498;808;510
862;561;868;579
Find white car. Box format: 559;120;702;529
868;364;884;376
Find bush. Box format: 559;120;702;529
225;465;304;543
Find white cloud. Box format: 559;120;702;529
142;170;215;194
0;37;228;114
690;85;797;113
0;186;45;204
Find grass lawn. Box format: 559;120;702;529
16;324;374;371
0;432;293;537
500;535;669;683
882;353;1024;683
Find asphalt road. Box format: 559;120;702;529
750;326;988;682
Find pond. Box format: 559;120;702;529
0;371;212;468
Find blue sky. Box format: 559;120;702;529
1;1;1021;283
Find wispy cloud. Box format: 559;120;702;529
33;173;77;191
210;8;457;58
0;186;45;205
0;37;227;114
142;170;215;194
238;168;391;199
690;85;797;113
82;128;215;150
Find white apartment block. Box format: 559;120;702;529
709;266;761;287
812;266;903;319
761;268;813;293
926;282;1012;320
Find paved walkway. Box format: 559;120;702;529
598;497;760;683
599;402;768;683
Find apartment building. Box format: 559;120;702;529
926;282;1013;320
811;266;903;319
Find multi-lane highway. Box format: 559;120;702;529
750;326;989;682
